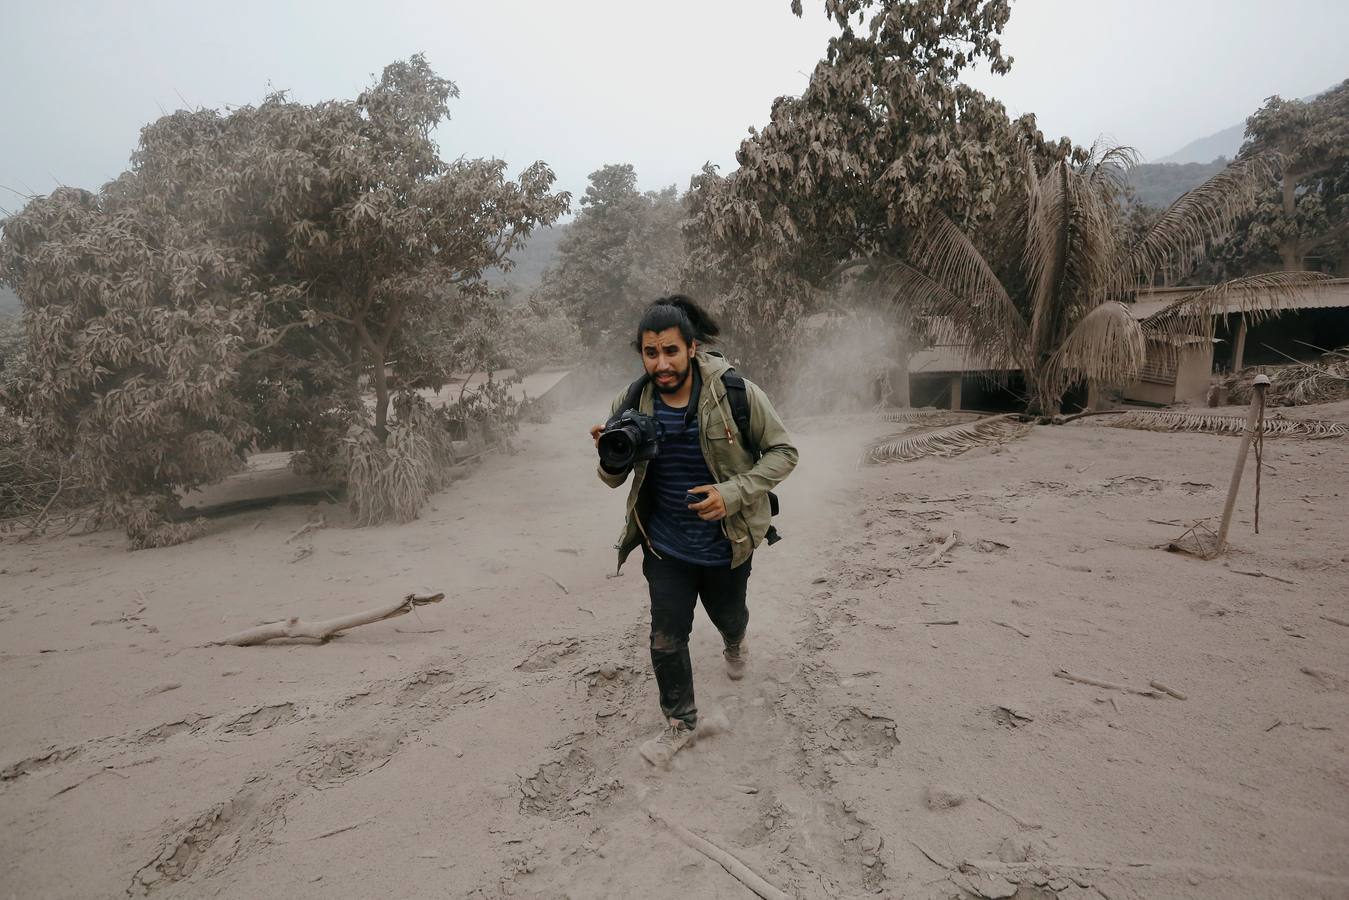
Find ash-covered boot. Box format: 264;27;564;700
723;636;748;681
639;718;696;767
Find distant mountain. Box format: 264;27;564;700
1127;158;1230;208
1155;123;1245;165
1155;88;1329;165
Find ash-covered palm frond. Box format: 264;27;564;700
1222;349;1349;406
1142;271;1334;340
863;415;1031;464
1083;144;1140;192
1108;155;1279;296
1023;159;1120;349
1053;301;1147;388
876;409;983;426
1100;410;1349;438
877;219;1028;371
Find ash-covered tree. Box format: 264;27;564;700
533;164;684;358
882;147;1321;415
1234;80;1349;273
0;185;275;545
1168;82;1349;285
0;56;568;545
683;0;1068;386
173;57;569;438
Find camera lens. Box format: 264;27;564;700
598;428;636;470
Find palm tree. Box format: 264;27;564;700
881;147;1323;415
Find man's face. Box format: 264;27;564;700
640;327;696;394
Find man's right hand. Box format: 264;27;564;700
589;424;604;447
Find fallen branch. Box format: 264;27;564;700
646;808;789;900
209;591;445;646
1053;668;1161;698
1149;680;1187;701
310;818;372;841
977;794;1041;830
961;858;1112;876
285;514;326;544
992;620;1031;638
965;857;1349;892
1230;568;1297;585
916;531;959;569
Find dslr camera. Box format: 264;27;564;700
597;409;662;471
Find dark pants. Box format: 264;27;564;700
642;549;752;728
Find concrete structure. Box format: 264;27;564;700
887;280;1348;412
1124;278;1349;403
1128;278;1349;369
905;345;1011;411
1122;336;1215;405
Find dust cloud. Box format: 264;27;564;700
777;306;909;417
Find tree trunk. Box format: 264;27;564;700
371;345;390;441
1279;172;1303;271
1027;367;1061;417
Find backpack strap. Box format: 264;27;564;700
619;374;649;414
720;370;756;457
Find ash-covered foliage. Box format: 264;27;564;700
0;56;568;545
683;0;1066;387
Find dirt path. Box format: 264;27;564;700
1;399;1347;899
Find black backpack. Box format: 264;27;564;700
620;367;782;544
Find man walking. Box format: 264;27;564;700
590;296;798;767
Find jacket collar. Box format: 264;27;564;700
695;350;732;402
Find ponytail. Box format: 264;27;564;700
633;294;720;351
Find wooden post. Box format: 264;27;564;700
949;375;963;411
1231;318;1248;372
1213;375;1268;556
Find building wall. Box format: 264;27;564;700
1124;341;1214;406
1124;379;1174;405
1175;344;1215;402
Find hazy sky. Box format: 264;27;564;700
2;0;1346;215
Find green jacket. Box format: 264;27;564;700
597;351;799;572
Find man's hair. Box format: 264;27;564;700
633;295;721;352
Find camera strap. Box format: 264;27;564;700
620;370;756;456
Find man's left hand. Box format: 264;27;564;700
688;485;726;521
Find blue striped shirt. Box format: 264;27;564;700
646;394;732;566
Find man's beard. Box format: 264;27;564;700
653;364;691;394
